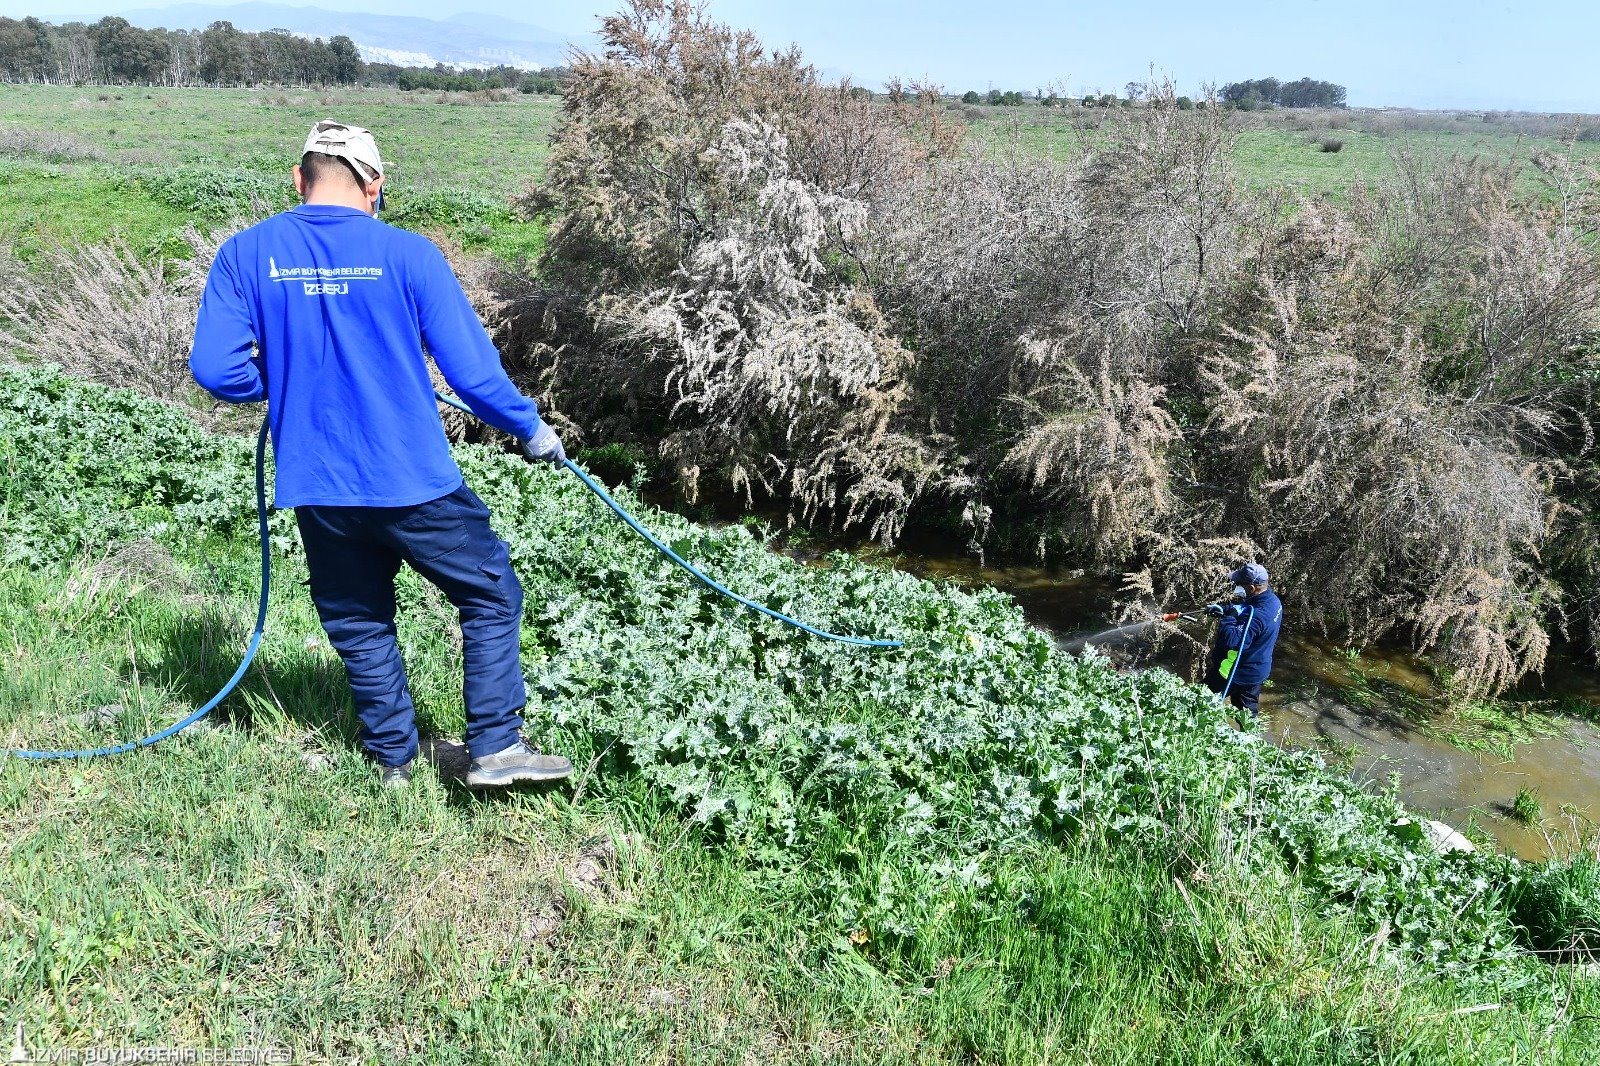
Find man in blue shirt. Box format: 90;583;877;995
1204;562;1283;719
190;120;571;790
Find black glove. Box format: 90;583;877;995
1204;603;1225;618
519;422;566;466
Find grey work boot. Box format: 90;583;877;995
466;734;573;790
380;759;414;790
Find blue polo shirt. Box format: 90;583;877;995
189;204;543;508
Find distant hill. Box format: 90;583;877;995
109;3;585;69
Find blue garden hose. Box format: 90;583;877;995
1219;605;1256;703
434;392;902;649
5;420;273;761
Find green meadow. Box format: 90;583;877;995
4;84;1594;262
0;85;557;260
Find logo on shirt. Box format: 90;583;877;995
267;257;384;296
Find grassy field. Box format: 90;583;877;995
0;85;556;260
969;106;1600;196
4;85;1597;261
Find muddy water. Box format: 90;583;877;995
881;552;1600;859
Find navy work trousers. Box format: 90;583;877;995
296;483;525;767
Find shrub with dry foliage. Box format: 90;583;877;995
1180;153;1600;695
1000;339;1181;561
1201;296;1556;695
0;226;257;431
521;0;965;540
864;85;1250;560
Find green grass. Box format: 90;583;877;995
1432;700;1568;759
7;564;1589;1064
1506;855;1600;959
1512;788;1545;826
1;503;1592;1062
3;366;1600;1062
0;84;559;195
0;159;196;259
0;85;557;260
968;107;1600;197
1319;651;1579;760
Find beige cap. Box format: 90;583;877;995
302;119;384;184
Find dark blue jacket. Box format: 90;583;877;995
1214;588;1283;687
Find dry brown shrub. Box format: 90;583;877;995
1560;460;1600;666
0;225;254;431
0;127;103;161
1184;153;1600;695
1201;304;1555;694
521;0;963;540
1000;338;1180;561
589;114;939;534
867;149;1089;407
1122;532;1264;629
68;538;197;605
429;233;563;444
1074;84;1252;333
866;88;1247;558
1415;567;1556;698
523;0;946;293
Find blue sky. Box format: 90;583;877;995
7;0;1595;112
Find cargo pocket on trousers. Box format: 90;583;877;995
477;537;522;612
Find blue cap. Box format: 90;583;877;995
1229;562;1270;586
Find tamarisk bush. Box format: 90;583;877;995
0;236;201;399
1190;156;1600;695
0;223;253;432
518;0;966;541
869;89;1247;560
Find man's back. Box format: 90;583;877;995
191;205;539;508
188;120;572;790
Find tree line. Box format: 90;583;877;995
0;17;362;86
366;62;565;94
0;17;566;92
1219;77;1347;109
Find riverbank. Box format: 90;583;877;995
853;547;1600;861
3;365;1597;1060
